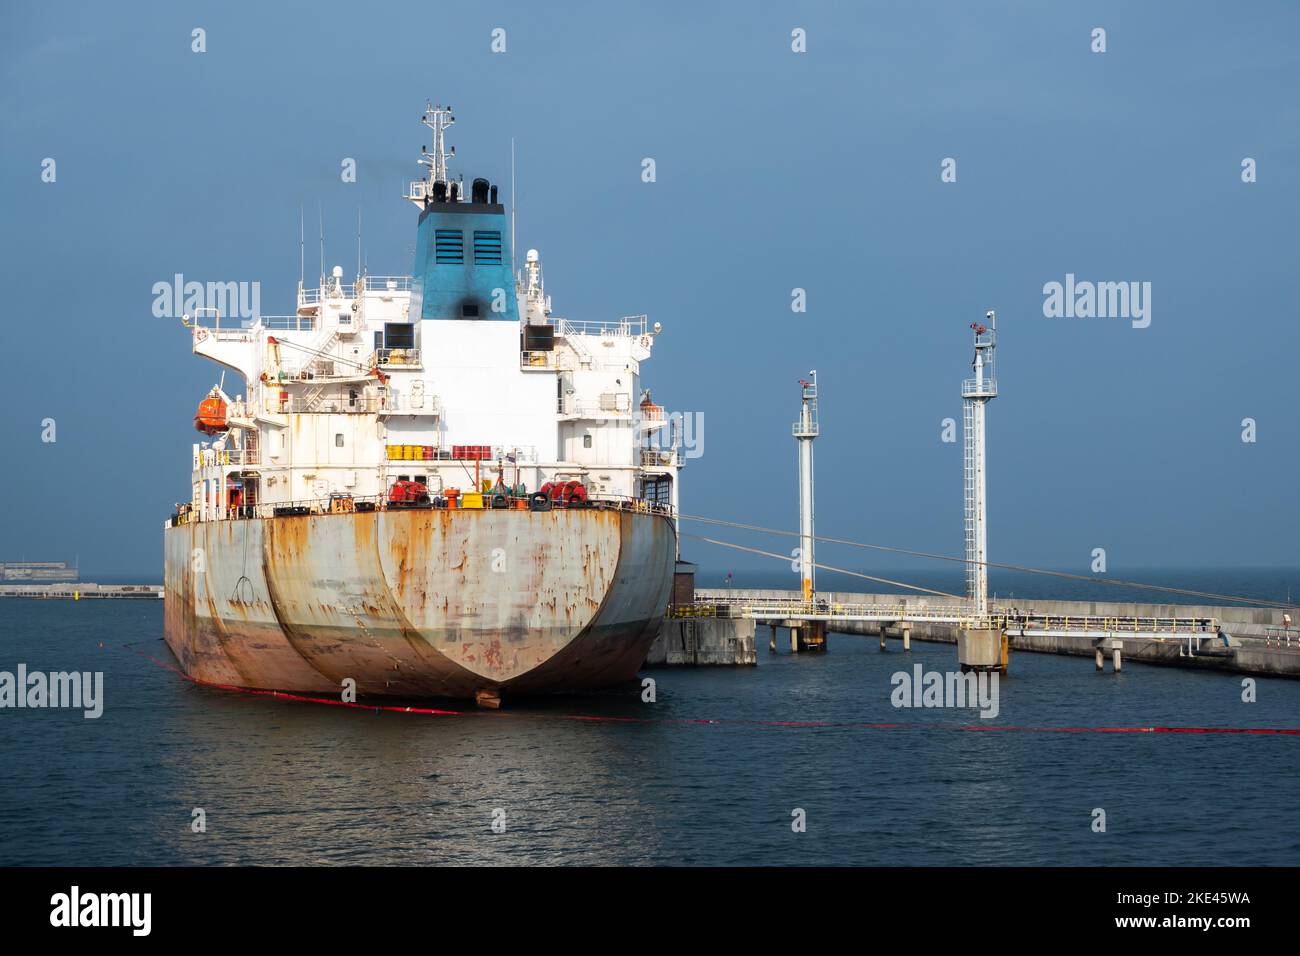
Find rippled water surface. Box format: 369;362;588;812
2;599;1298;865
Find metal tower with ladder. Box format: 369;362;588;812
958;312;1006;671
781;372;827;652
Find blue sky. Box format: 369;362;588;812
1;0;1297;580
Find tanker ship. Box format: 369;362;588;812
164;103;681;706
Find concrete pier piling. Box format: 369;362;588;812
878;622;912;651
786;620;827;653
1093;638;1124;673
957;627;1006;673
646;616;757;667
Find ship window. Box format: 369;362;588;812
384;323;415;349
435;229;464;264
473;230;502;264
583;434;593;449
335;433;344;447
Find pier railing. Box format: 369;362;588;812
1262;626;1299;648
680;596;1219;634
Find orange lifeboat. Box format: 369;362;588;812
194;395;228;435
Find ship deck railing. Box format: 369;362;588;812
558;395;635;418
196;446;258;467
521;349;561;369
187;310;318;335
640;448;679;467
251;394;435;416
362;275;414;293
170;493;676;526
184;308;258;339
553;316;648;338
370;347;422;368
296;276;414;309
261;315;317;332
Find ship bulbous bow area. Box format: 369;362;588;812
163;509;676;700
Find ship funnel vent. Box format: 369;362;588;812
474;230;503;264
435;229;464;264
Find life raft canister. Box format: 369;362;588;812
540;481;587;507
388;479;431;506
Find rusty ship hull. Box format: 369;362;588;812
163;508;675;699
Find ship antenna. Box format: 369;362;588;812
298;204;305;293
511;137;517;273
318;203;325;285
356;204;362;279
419;101;456;185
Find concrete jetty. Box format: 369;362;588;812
0;583;163;600
645;561;757;666
645;616;757;666
696;587;1300;678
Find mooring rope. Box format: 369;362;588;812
679;533;964;600
679;513;1296;610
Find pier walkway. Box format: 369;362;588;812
672;594;1221;662
0;583;163;600
675;589;1300;677
675;595;1219;641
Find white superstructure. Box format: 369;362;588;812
178;106;681;528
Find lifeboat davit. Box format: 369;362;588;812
194;396;228;435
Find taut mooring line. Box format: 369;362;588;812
680;533;962;599
679;513;1296;610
